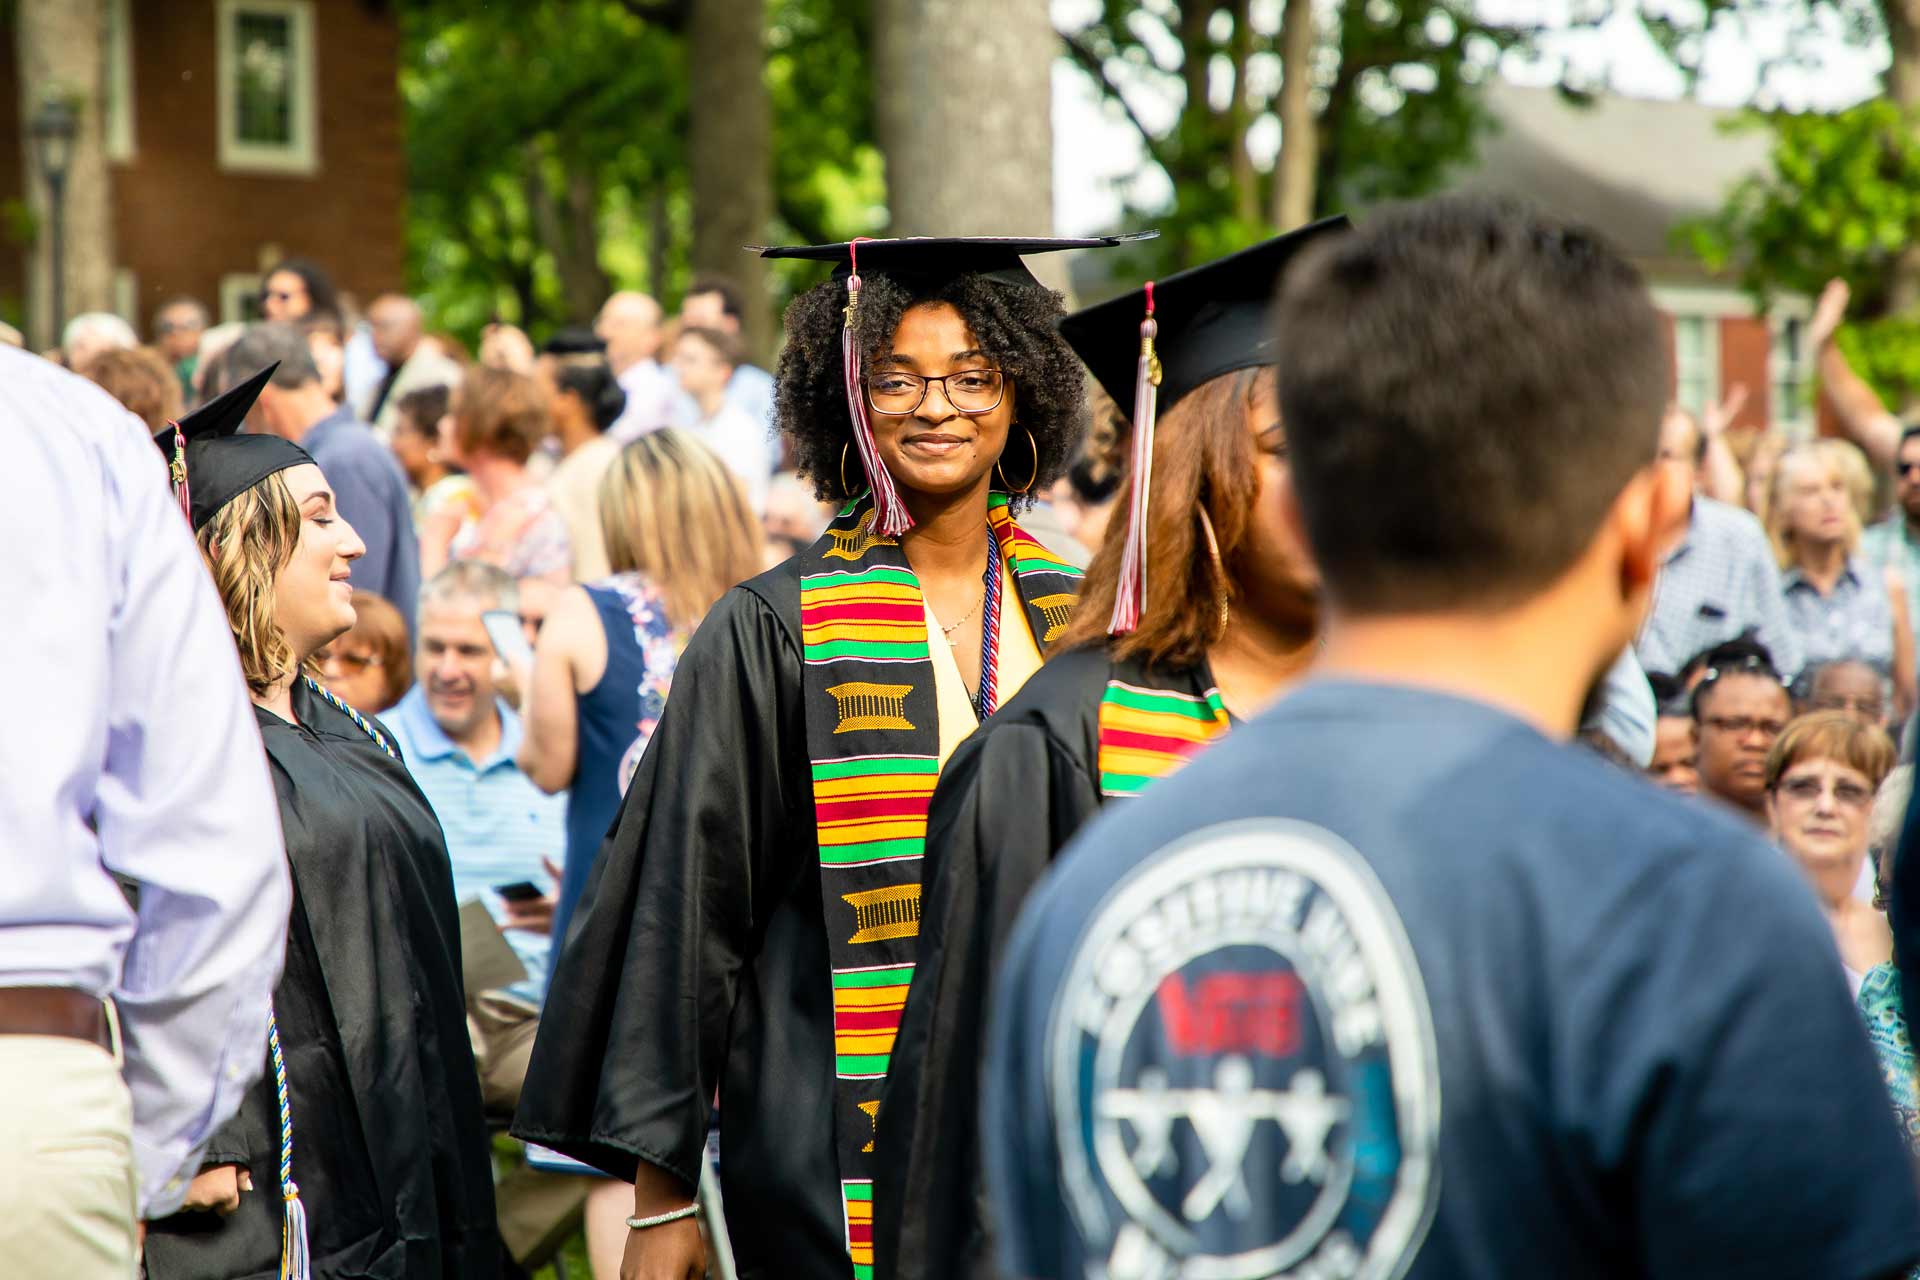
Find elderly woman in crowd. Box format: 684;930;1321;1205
438;364;571;596
1765;710;1897;994
315;589;414;715
1771;440;1916;719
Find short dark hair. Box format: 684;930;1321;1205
542;327;627;432
1646;671;1689;717
680;325;744;370
1679;633;1775;687
394;384;450;437
1274;196;1670;613
264;257;340;316
686;275;745;322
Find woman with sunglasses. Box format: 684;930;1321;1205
1765;711;1897;994
516;235;1132;1280
143;368;499;1279
870;221;1345;1280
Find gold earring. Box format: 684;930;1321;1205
996;426;1038;495
840;441;853;496
1197;506;1230;639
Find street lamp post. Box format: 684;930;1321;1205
30;98;77;343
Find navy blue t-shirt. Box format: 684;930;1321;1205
985;680;1920;1280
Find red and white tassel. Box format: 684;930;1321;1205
1107;281;1161;634
166;424;192;524
841;239;913;537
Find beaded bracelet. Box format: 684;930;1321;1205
626;1204;699;1231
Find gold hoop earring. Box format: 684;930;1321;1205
1197;506;1231;639
996;426;1038;495
840;440;854;497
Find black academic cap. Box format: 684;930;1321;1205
1058;216;1350;418
755;233;1156;290
153;362;315;532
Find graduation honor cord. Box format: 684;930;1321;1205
264;679;399;1280
974;523;1005;720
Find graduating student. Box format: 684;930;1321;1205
871;219;1347;1280
143;369;500;1280
514;234;1136;1280
985;198;1920;1279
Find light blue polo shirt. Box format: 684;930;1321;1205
387;685;569;1002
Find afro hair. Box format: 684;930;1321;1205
773;269;1088;511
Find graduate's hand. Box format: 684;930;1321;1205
180;1163;250;1215
501;893;556;935
619;1217;706;1280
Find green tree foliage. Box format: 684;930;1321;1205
1689;99;1920;409
1056;0;1565;274
399;0;880;346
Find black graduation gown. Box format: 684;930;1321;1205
873;647;1216;1280
517;560;862;1279
144;681;499;1280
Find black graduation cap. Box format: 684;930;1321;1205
755;233;1157;291
153;362;313;532
1058;215;1350;419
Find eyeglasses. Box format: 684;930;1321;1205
1900;461;1920;477
1810;693;1886;718
1775;775;1875;809
316;649;383;674
1701;715;1789;738
865;369;1005;416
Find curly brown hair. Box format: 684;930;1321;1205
773;270;1088;510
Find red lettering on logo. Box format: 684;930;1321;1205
1154;971;1304;1056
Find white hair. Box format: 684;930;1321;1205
61;311;137;356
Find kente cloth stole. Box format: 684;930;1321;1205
1096;673;1231;798
798;492;1081;1279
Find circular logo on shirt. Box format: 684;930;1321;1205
1047;819;1441;1280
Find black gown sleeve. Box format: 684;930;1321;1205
1893;765;1920;1003
874;716;1100;1280
513;585;804;1188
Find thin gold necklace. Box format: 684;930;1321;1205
939;586;985;647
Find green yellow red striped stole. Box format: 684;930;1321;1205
1097;677;1231;797
799;492;1080;1279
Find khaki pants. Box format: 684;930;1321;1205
469;992;594;1265
0;1035;138;1278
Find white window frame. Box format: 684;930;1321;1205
1668;313;1720;421
104;0;134;161
1769;295;1815;441
215;0;318;175
220;272;264;325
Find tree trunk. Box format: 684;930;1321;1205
16;0;113;350
1227;0;1258;226
524;141;611;325
1886;0;1920;411
688;0;773;363
1272;0;1318;230
873;0;1060;288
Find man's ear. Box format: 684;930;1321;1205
1616;461;1692;596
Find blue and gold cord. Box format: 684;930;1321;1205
266;680;394;1278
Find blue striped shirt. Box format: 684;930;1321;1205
388;687;569;1001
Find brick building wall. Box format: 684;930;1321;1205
1;0;403;338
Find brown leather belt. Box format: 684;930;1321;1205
0;987;111;1050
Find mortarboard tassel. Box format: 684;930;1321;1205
267;1005;312;1280
1108;281;1161;634
841;239;914;538
165;424;192;525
